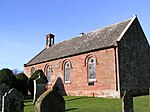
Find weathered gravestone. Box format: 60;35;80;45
0;84;10;111
2;88;24;112
122;89;134;112
35;87;65;112
33;75;47;104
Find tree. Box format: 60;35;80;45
15;72;28;82
11;73;29;95
0;68;16;85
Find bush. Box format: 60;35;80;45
0;68;16;85
28;69;48;96
11;73;29;95
16;72;28;82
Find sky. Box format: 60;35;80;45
0;0;150;71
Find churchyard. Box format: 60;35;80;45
0;69;150;111
24;95;150;112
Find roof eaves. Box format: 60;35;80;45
24;44;116;67
24;48;46;67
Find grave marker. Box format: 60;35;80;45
33;74;47;104
2;88;24;112
35;87;65;112
0;84;10;111
122;89;134;112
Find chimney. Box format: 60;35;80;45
80;32;84;36
46;33;55;48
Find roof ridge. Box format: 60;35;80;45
86;18;133;35
50;17;133;46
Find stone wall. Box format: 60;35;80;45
118;18;150;97
24;48;120;98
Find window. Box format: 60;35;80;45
31;67;36;74
64;62;70;83
46;66;52;84
88;58;96;81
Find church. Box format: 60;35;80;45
24;16;150;98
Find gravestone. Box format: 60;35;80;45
0;84;10;111
53;77;67;96
2;88;24;112
122;89;134;112
35;87;65;112
33;75;47;104
35;90;50;112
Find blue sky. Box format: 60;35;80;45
0;0;150;71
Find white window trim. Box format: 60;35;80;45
65;80;71;84
47;82;52;85
88;79;96;82
88;57;96;82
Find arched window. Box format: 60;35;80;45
64;62;70;83
46;66;52;84
31;67;36;75
88;58;96;81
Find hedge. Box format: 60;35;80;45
0;68;16;85
12;73;29;95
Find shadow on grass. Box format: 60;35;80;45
66;108;78;111
24;95;33;99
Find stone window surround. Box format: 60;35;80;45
30;67;36;75
31;54;99;84
84;54;98;82
64;61;71;84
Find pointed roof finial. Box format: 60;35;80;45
133;14;137;18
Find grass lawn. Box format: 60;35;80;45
24;95;150;112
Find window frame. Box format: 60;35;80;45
64;61;71;83
31;67;36;75
87;57;96;82
46;65;52;84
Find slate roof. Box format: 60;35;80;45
25;17;135;66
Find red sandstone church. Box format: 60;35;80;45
24;16;150;98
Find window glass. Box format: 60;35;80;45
65;62;70;82
46;66;51;83
88;58;96;81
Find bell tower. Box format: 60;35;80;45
46;33;55;48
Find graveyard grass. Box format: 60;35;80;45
24;95;150;112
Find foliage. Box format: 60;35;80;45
0;68;16;85
11;73;29;95
16;72;28;82
24;95;150;112
29;69;47;81
28;69;48;96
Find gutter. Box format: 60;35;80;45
24;44;116;67
114;45;120;93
